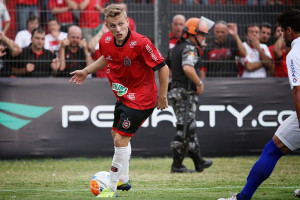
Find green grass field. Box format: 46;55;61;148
1;156;300;200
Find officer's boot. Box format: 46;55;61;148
187;135;213;172
170;140;194;173
188;150;213;172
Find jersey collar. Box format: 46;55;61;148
114;28;131;47
291;36;300;48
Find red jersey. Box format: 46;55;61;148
17;0;37;5
93;49;107;78
99;30;165;110
75;0;103;28
269;45;288;77
48;0;74;24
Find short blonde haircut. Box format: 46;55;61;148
104;4;127;19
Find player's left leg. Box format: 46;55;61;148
236;137;285;200
219;112;300;200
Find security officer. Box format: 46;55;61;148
169;17;214;173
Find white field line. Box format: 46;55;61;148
0;186;297;192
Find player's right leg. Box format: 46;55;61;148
117;142;131;191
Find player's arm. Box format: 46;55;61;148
70;55;107;84
183;64;204;95
293;85;300;128
157;65;169;111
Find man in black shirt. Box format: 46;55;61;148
12;27;59;77
0;31;22;77
202;21;246;77
58;25;93;77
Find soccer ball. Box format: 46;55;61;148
90;171;110;196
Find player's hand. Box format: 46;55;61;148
69;69;88;85
195;84;204;95
157;96;168;111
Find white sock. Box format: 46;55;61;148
109;146;128;191
119;142;131;183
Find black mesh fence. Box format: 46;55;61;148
0;1;299;77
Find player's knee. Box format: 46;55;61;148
111;129;116;139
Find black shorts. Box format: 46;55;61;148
112;101;154;137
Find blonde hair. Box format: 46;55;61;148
104;4;127;19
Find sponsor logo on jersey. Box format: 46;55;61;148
145;44;158;61
106;55;112;61
130;41;137;48
127;93;135;100
122;120;131;129
293;77;297;83
123;57;131;66
105;36;112;43
291;59;296;77
112;83;128;96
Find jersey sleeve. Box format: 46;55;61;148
2;4;10;22
287;54;300;89
181;45;199;67
141;37;165;71
14;32;23;48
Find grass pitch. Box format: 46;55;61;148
0;156;300;200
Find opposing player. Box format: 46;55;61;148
69;4;169;198
218;7;300;200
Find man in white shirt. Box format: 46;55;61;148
15;15;39;48
44;19;67;55
236;23;272;78
0;2;11;34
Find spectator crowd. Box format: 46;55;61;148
0;0;296;77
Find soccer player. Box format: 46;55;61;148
218;7;300;200
69;4;169;198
